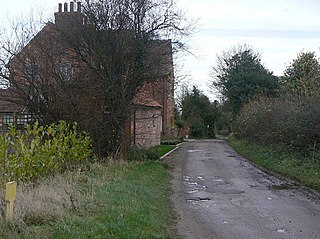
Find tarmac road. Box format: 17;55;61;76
168;139;320;239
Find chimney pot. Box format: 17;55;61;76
58;3;63;12
77;2;82;12
70;2;74;12
64;2;68;12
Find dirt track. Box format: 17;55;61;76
167;140;320;239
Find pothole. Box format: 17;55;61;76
226;155;236;158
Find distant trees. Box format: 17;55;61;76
210;43;320;156
228;49;320;154
282;51;320;96
210;45;279;115
179;86;217;138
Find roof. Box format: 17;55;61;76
133;90;163;108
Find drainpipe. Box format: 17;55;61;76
162;77;166;134
133;109;136;145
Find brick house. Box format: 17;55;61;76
0;2;175;149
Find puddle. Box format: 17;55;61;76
183;176;190;181
187;190;199;194
270;184;297;190
187;150;201;153
212;179;224;182
277;228;286;233
187;197;211;202
187;182;198;185
183;176;213;194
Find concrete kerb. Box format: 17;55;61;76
160;142;184;160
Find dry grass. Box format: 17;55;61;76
0;163;106;226
16;176;78;225
0;175;77;227
0;161;177;238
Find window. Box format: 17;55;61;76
60;62;73;81
25;63;40;80
17;113;34;125
3;113;14;125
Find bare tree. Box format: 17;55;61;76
0;0;194;157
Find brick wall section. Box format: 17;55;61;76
132;106;162;148
138;40;175;137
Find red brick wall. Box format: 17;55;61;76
132;106;162;148
139;40;175;136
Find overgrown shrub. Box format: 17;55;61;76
0;121;92;182
190;120;207;138
233;94;320;152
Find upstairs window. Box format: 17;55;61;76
25;63;40;81
59;62;73;81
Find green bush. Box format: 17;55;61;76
0;121;92;182
233;94;320;152
190;121;207;138
174;119;185;129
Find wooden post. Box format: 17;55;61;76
5;181;17;221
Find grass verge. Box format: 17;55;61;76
228;136;320;191
0;161;178;239
153;145;176;157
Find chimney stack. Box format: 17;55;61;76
58;3;63;12
70;2;74;12
64;2;68;12
55;2;86;30
77;2;81;12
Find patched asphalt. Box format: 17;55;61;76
168;139;320;239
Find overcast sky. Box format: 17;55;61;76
1;0;320;99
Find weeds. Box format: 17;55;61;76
0;161;178;238
229;136;320;191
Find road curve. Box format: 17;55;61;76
168;140;320;239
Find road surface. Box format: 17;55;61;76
168;140;320;239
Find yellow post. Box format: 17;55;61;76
5;181;17;221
